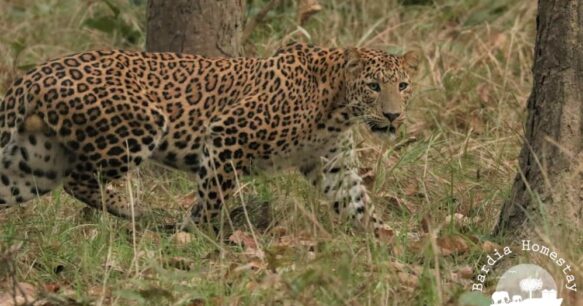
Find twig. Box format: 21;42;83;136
242;0;281;44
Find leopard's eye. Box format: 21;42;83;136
368;82;381;92
399;82;409;91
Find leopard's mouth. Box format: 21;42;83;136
369;124;397;135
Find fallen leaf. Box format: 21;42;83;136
388;260;423;275
43;283;60;293
469;114;485;134
481;240;501;253
445;213;468;225
0;282;37;306
359;167;375;188
420;216;431;233
140;230;161;244
466;235;481;244
298;0;322;25
437;235;469;256
230;230;264;259
404;181;420;197
397;272;419;288
276;233;317;249
87;285;110;299
243;246;265;260
172;232;193;246
476;83;492;105
392;235;426;257
456;265;474;279
490;31;508;51
178;192;197;209
307;251;316;261
210;297;225;305
392;245;405;257
256;272;282;290
375;225;395;243
381;194;412;214
232;259;266;274
388;261;408;272
59;287;81;301
245;281;258;291
229;230;257;250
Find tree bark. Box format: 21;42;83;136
494;0;583;234
146;0;244;57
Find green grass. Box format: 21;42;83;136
0;0;581;305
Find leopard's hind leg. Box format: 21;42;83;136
58;97;169;219
0;117;71;206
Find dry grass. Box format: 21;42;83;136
0;0;580;305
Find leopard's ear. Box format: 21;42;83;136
345;48;363;74
402;50;420;77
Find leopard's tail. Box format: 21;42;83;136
0;78;71;207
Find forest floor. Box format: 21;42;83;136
0;0;580;305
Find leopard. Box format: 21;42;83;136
0;42;419;233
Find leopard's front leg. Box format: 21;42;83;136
301;131;384;230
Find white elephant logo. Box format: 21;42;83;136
492;291;510;304
488;264;563;306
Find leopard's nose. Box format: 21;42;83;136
383;112;400;122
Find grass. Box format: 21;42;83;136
0;0;581;305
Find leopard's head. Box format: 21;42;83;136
343;48;419;138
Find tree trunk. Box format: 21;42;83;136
146;0;244;57
494;0;583;234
